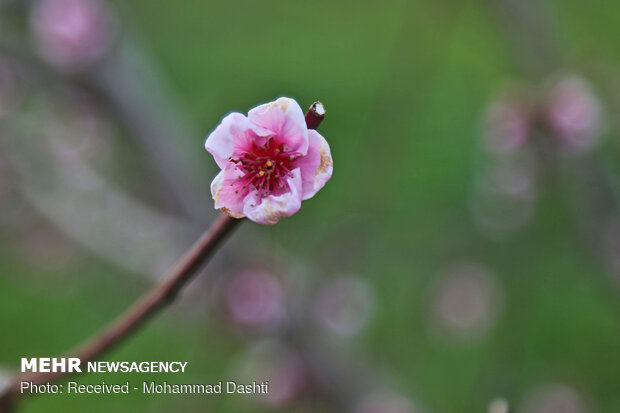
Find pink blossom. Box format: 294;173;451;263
312;275;375;337
205;97;332;225
233;340;309;406
482;94;532;155
543;76;602;150
30;0;116;71
429;262;503;339
225;270;285;329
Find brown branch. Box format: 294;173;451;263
0;213;239;411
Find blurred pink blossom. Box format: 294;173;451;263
478;157;537;201
482;92;532;155
205;97;332;224
225;270;285;330
471;149;537;238
232;340;309;407
312;275;375;337
31;0;117;71
429;262;503;339
542;76;603;151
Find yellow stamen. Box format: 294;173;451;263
266;160;273;167
259;170;265;177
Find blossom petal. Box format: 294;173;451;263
296;130;333;200
205;112;271;169
243;169;303;225
248;97;309;155
211;165;247;218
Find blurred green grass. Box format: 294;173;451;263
3;0;620;412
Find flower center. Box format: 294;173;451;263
231;137;300;197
